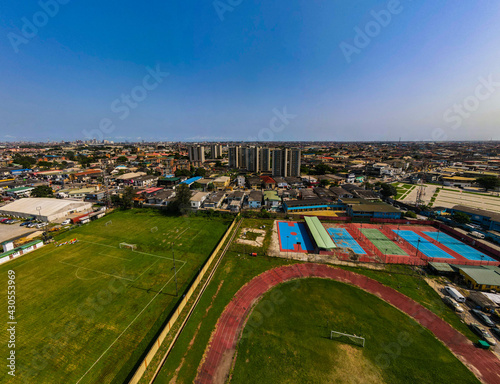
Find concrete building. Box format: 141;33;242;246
228;146;241;168
188;145;205;163
210;144;223;159
0;198;92;222
259;147;272;172
190;192;209;210
272;148;301;177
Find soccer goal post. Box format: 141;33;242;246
150;226;158;233
330;330;365;347
119;242;137;251
105;220;112;226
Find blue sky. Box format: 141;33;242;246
1;0;499;142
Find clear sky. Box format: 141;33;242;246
1;0;499;142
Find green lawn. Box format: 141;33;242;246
341;265;478;342
0;209;231;384
151;220;480;384
231;279;480;384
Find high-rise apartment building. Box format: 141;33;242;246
210;144;223;159
272;148;301;177
188;145;205;163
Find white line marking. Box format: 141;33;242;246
75;262;186;384
60;261;136;282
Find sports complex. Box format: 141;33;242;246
4;210;500;384
275;217;499;267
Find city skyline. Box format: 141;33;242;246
1;1;500;142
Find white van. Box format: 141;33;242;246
444;286;466;303
471;231;485;239
62;219;71;225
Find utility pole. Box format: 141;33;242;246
172;243;178;296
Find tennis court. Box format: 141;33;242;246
327;228;366;254
360;228;408;256
277;221;315;252
423;232;495;262
393;230;455;260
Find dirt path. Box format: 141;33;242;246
194;263;500;384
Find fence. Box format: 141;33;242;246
370;218;434;225
433;223;500;263
127;217;238;384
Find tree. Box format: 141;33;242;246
113;186;135;209
175;168;191;177
452;211;471;224
380;183;397;198
194;167;206;177
31;185;53;197
476;176;500;191
167;183;192;214
404;211;417;219
319;179;330;187
13;155;36;169
117;156;128;163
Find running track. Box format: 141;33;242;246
195;263;500;384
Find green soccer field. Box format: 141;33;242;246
0;209;231;384
361;228;408;256
231;279;480;384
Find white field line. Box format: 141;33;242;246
79;240;187;264
75;261;187;384
59;261;136;282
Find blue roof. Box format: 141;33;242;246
180;176;202;185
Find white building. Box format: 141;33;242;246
0;198;92;222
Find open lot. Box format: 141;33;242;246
0;209;230;384
433;188;500;213
231;278;480;384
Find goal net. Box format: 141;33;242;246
330;330;365;347
119;242;137;251
150;226;158;233
105;220;112;226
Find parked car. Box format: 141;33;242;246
490;327;500;340
471;309;496;327
470;323;497;346
20;221;32;227
61;219;71;225
0;218;11;223
36;223;45;229
4;219;15;224
443;296;464;313
27;223;36;228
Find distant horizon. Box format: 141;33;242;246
1;139;500;145
1;1;500;142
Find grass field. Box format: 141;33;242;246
231;279;480;384
0;209;231;384
360;228;408;255
151;219;479;384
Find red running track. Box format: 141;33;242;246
195;263;500;384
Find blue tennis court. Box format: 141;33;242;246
327;228;366;254
277;222;315;252
393;230;454;259
423;232;495;262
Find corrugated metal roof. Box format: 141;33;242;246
460;266;500;286
304;216;336;250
